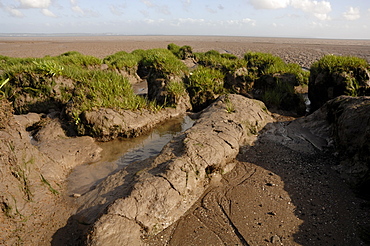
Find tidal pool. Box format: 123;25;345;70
67;115;194;195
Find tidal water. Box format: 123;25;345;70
67;115;194;195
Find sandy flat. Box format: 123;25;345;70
1;35;369;67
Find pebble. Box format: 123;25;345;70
271;235;282;244
72;193;81;198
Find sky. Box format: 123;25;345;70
0;0;370;39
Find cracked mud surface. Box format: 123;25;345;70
145;115;370;246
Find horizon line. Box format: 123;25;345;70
1;33;369;41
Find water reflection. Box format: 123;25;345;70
67;116;194;195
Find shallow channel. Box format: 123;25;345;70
67;115;194;195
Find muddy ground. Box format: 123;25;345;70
1;36;370;68
145;114;369;245
1;36;370;245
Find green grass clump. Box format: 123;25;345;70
0;53;151;121
167;43;194;59
103;51;143;70
311;55;369;78
61;69;149;124
195;50;247;75
57;51;102;67
244;52;284;73
308;55;370;111
311;55;370;96
140;48;188;78
310;55;370;102
166;80;187;99
187;66;224;93
244;52;309;85
185;66;225;111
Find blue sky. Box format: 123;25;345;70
1;0;370;39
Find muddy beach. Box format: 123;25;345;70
1;36;370;245
1;35;370;68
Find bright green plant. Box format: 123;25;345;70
167;43;181;57
57;51;102;67
166;80;187;99
224;94;235;113
186;66;226;111
32;60;64;77
103;51;143;69
310;55;370;98
140;48;188;77
195;50;247;74
0;78;9;96
168;44;193;59
311;54;369;77
40;174;59;195
187;66;224;93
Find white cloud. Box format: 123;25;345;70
141;0;170;15
19;0;51;9
206;5;217;13
249;0;331;20
141;0;155;8
291;0;331;20
41;8;56;17
343;7;360;21
249;0;289;9
178;18;205;24
109;4;127;16
181;0;191;11
240;18;256;26
72;5;84;14
5;6;24;17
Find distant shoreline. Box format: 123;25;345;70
1;33;370;41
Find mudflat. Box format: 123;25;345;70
1;36;370;245
1;35;369;68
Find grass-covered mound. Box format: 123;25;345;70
0;52;151;127
309;55;370;111
103;50;144;83
0;45;315;138
185;66;225;111
139;48;189;106
190;50;309;113
0;46;311;122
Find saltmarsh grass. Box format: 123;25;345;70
66;69;149;122
140;48;188;77
57;51;102;67
310;55;370;97
167;43;194;60
165;80;187;99
244;52;284;74
310;54;370;78
195;50;247;73
103;51;143;70
187;66;225;93
0;53;152;122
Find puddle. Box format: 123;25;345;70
67;115;194;195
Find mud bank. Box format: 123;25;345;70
1;94;370;245
53;94;273;245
